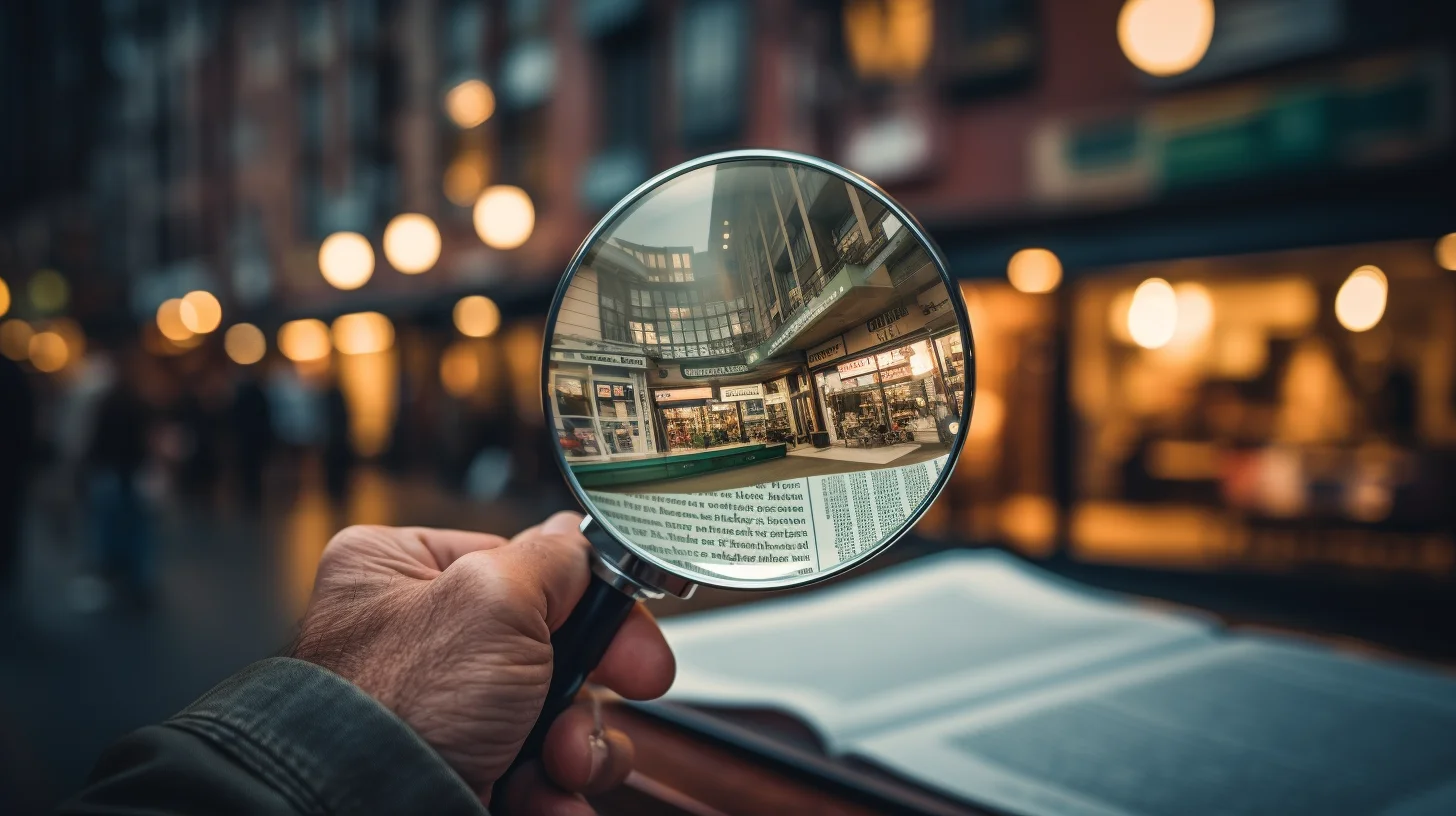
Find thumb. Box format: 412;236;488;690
492;512;593;631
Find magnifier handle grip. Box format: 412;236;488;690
518;571;637;762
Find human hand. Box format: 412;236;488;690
290;512;675;814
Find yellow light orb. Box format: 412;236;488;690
444;151;488;207
1435;233;1456;271
1007;248;1063;294
1127;277;1179;349
453;295;501;338
1;319;34;361
278;319;332;362
445;79;496;129
440;341;481;398
181;290;223;334
382;214;442;274
1334;265;1388;333
29;269;70;313
224;323;267;365
473;186;535;250
0;277;10;317
1117;0;1215;78
331;312;395;355
28;331;69;372
156;299;197;342
318;231;375;291
1171;282;1214;344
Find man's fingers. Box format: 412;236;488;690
498;761;596;816
490;512;592;629
406;528;512;572
540;702;635;795
589;604;676;700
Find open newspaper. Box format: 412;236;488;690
657;551;1456;816
586;455;947;581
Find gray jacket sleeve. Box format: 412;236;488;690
61;657;487;815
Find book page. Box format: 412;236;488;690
585;456;946;581
854;637;1456;816
659;550;1212;748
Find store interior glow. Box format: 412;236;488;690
331;312;395;355
1126;277;1179;350
278;318;332;362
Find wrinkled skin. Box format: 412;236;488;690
291;512;676;814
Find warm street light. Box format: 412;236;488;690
1118;0;1215;77
1127;277;1178;349
278;319;332;362
28;330;68;372
454;295;501;338
473;185;535;250
383;214;442;274
181;290;223;334
1436;233;1456;271
225;323;267;365
156;299;196;342
1007;248;1062;294
331;312;395;355
0;277;9;317
319;231;375;290
445;79;496;129
0;319;32;361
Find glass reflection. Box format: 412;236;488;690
547;159;970;583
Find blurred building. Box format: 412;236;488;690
2;0;1455;612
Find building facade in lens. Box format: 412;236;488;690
549;160;965;462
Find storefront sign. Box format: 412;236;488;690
654;387;713;403
682;363;750;378
551;349;649;368
807;335;847;367
842;282;949;356
709;402;740;412
837;356;877;377
718;383;765;402
596;384;613;398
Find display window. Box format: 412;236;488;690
660;404;744;450
814;338;954;446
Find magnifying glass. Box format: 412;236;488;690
525;149;974;759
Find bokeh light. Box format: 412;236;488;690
1117;0;1215;77
224;323;267;365
1127;277;1179;349
453;295;501;338
440;341;480;398
1171;282;1214;345
28;269;69;313
1436;233;1456;271
0;277;10;317
331;312;395;355
278;318;332;362
444;151;488;207
28;331;69;372
181;290;223;334
473;185;535;250
156;299;197;342
1007;248;1063;294
382;214;442;274
1;319;34;361
445;79;496;129
319;231;375;290
1334;265;1388;332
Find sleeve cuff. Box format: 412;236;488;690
166;657;485;816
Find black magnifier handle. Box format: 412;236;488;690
514;569;638;763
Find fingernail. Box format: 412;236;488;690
587;731;609;781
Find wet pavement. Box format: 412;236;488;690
0;463;566;813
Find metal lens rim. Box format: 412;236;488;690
539;149;977;592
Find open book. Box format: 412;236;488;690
659;551;1456;816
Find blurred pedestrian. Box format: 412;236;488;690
0;354;36;592
230;370;274;507
323;378;352;506
84;352;156;610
